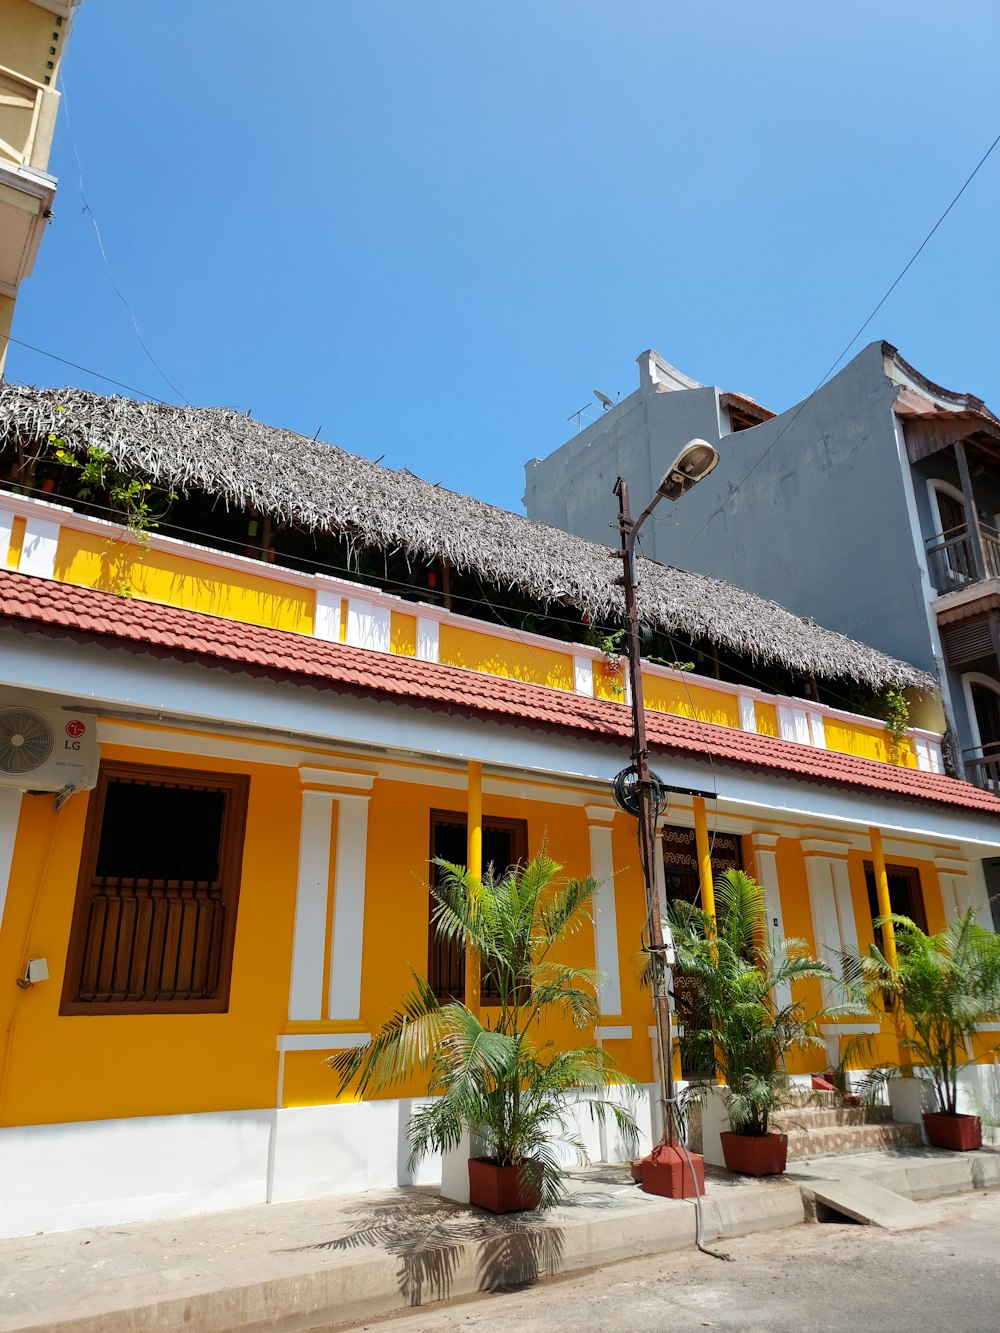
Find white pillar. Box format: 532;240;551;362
328;793;371;1022
585;804;621;1016
287;769;376;1023
288;789;336;1021
801;839;858;1008
751;832;791;1013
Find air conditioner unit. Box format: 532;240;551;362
0;702;99;795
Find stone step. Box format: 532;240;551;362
784;1121;923;1161
780;1088;840;1109
773;1105;893;1131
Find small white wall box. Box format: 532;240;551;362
23;958;48;985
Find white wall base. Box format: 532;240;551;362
0;1086;662;1237
0;1110;272;1238
699;1087;730;1167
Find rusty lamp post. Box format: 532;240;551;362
612;438;720;1199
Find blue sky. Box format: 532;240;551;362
8;1;999;516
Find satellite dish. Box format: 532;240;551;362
594;389;615;411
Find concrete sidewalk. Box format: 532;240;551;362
2;1148;998;1333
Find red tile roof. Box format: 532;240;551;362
1;569;998;818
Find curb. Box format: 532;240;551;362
10;1150;999;1333
10;1187;804;1333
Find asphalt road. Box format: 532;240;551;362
337;1189;1000;1333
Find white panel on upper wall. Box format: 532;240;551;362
778;706;811;745
313;590;342;643
416;617;440;663
808;712;827;749
738;693;757;732
19;517;60;579
573;656;594;696
0;507;13;566
346;599;391;653
914;738;944;774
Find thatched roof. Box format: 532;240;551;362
0;384;933;691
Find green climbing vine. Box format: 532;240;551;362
50;433;177;598
882;686;911;765
52;438;174;547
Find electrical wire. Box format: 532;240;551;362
669;126;1000;570
0;336;166;400
58;78;189;406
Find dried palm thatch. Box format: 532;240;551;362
0;384;932;691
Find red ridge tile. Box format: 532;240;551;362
1;569;998;818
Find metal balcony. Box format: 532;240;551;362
926;523;1000;595
964;741;1000;791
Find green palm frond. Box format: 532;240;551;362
843;908;1000;1114
328;853;635;1205
668;867;863;1135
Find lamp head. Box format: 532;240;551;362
655;438;720;502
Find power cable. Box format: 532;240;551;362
58;77;189;406
1;335;164;400
669;127;1000;569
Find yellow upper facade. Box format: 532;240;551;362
0;487;947;773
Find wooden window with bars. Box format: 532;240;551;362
427;811;527;1003
61;763;249;1015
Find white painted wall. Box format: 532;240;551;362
0;1086;662;1237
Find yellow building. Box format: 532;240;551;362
0;385;998;1236
0;1;80;375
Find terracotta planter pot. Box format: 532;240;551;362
922;1112;982;1152
720;1131;788;1176
468;1157;543;1213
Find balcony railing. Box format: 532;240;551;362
964;741;1000;792
926;523;1000;595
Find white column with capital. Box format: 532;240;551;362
751;832;792;1014
801;839;858;1005
328;792;372;1022
287;768;376;1023
586;804;623;1019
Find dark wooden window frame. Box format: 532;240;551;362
863;861;928;943
61;761;249;1016
428;810;528;1004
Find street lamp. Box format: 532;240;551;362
612;438;719;1198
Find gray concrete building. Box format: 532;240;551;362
525;343;1000;791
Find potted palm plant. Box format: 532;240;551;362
670;868;854;1176
847;909;1000;1151
329;853;638;1210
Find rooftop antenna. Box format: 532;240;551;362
594;389;617;412
567;402;593;432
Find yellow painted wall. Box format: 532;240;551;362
593;657;627;702
0;741;300;1128
54;529;314;634
643;675;740;728
824;717;916;768
754;702;779;737
438;623;573;691
390;611;416;656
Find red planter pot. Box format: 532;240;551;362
922;1112;982;1152
468;1158;543;1213
720;1131;788;1176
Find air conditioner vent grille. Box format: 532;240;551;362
0;708;54;775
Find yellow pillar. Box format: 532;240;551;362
869;826;898;970
693;796;716;920
465;761;483;1011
